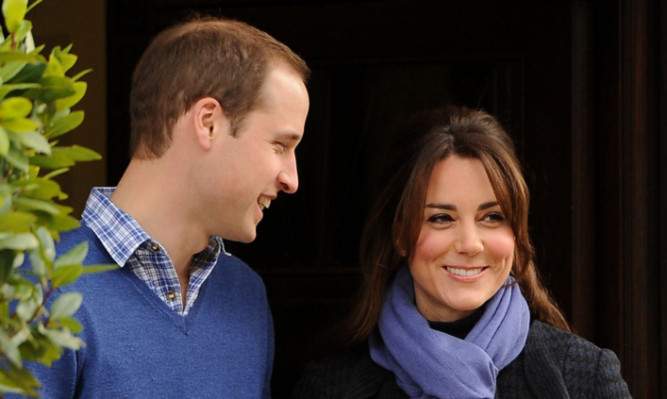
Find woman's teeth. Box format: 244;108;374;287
446;267;483;276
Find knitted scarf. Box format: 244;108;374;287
369;266;530;399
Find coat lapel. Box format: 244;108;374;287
521;321;570;398
343;351;407;399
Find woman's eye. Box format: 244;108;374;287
427;214;454;224
482;212;506;223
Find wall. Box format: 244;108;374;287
30;0;107;216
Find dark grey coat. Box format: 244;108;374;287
292;321;631;398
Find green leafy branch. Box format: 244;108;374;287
0;0;115;396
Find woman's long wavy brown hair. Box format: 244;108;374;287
340;105;570;348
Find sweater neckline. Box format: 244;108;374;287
427;303;487;339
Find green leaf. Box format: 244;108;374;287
82;263;118;274
0;232;37;250
0;61;27;82
27;248;47;281
22;27;35;53
60;53;77;73
5;145;29;171
49;46;77;75
55;81;86;111
0;35;13;50
29;152;75;169
0;184;13;197
14;293;39;320
0;96;32;119
30;145;100;169
54;241;87;268
0;372;33;395
25;0;44;14
13;130;50;153
12;250;25;269
13;19;32;45
50;144;100;161
13;178;61;200
44;51;64;78
71;68;92;82
0;211;36;232
0;51;38;64
2;0;28;34
10;324;31;346
45;110;84;138
0;249;20;282
51;264;83;287
7;61;46;84
0;362;41;395
24;75;75;103
42;167;69;180
46;213;80;232
2;117;38;133
13;197;61;215
39;75;75;99
35;226;55;262
0;125;9;155
49;291;82;319
0;328;21;366
55;316;82;334
41;326;84;351
0;82;40;101
50;202;72;216
21;327;62;366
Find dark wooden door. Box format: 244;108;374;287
107;1;665;397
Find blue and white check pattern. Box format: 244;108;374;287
81;187;225;315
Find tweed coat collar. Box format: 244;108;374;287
519;321;571;398
341;320;572;399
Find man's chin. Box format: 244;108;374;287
225;229;257;244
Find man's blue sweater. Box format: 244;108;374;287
18;225;274;398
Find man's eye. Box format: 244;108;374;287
274;142;287;153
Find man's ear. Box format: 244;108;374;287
192;97;226;150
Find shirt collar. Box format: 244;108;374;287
81;187;230;266
81;187;150;267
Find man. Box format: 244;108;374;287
20;17;310;398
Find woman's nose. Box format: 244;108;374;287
454;223;484;256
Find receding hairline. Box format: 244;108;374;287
223;59;308;134
152;17;310;79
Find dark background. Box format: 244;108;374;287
104;1;665;398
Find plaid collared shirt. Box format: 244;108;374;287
81;187;225;315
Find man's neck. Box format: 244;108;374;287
110;158;210;284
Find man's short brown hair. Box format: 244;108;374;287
129;17;310;158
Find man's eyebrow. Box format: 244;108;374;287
274;132;302;143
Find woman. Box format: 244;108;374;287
292;105;630;398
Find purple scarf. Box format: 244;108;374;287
369;266;530;399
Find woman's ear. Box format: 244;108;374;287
192;97;226;150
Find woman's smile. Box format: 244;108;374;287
409;155;515;322
443;265;488;278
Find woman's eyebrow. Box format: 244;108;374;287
424;201;499;211
425;203;456;211
479;201;500;211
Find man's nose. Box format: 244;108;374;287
278;156;298;193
